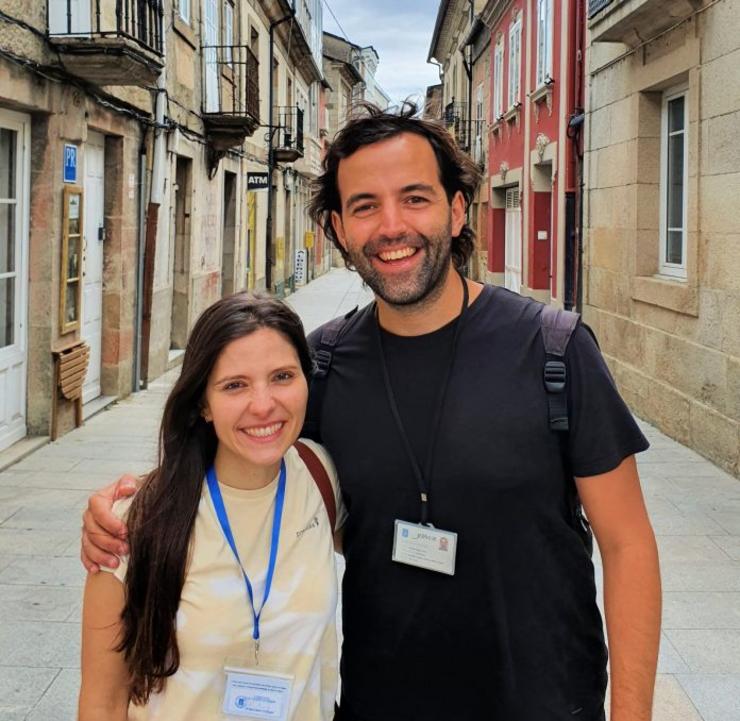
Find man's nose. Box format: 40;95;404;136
376;203;408;239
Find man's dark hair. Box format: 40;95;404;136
309;101;483;270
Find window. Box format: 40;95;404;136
508;18;522;108
659;88;688;278
178;0;190;24
474;82;484;163
224;1;234;64
536;0;553;87
493;37;504;121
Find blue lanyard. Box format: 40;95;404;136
206;461;286;648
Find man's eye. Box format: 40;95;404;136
406;196;428;205
353;203;375;214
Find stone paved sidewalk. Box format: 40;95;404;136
1;268;739;720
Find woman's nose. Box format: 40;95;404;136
247;386;277;416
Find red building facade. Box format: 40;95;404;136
485;0;585;308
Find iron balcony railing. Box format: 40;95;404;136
275;106;304;155
202;45;260;122
47;0;164;55
444;101;469;151
588;0;616;18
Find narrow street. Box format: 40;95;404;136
0;269;738;720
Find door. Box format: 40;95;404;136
82;132;105;404
0;110;29;452
221;171;236;297
504;187;522;293
203;0;220;113
171;157;192;350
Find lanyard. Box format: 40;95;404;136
375;272;469;526
206;460;286;663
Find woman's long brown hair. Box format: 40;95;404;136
117;293;313;704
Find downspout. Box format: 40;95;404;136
266;4;296;292
574;0;585;312
139;56;168;388
133;136;147;392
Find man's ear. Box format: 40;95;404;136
331;210;348;251
450;191;466;237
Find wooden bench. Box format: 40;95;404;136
51;340;90;441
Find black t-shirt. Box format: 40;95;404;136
306;285;649;721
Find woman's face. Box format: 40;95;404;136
202;327;309;478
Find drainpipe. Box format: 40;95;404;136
266;3;296;292
133;140;147;392
573;0;585;312
139;57;168;388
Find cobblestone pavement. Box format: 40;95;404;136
1;269;738;720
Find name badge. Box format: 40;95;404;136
392;520;457;575
223;665;294;720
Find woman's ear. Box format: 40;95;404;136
201;404;212;423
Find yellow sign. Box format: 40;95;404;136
304;231;314;250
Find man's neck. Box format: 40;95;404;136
376;263;484;336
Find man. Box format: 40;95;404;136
83;103;660;721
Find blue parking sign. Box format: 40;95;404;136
63;144;78;184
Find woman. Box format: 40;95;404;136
79;294;343;721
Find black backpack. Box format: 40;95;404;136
302;300;594;552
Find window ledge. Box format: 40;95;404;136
173;15;196;49
632;274;698;317
490;118;504;133
530;83;554;105
504;104;521;123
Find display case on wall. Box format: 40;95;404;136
60;185;83;334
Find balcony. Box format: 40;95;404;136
589;0;701;44
202;45;260;172
444;101;469;152
273;106;304;163
47;0;164;86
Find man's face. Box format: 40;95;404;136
331;133;466;306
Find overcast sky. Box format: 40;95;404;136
322;0;442;107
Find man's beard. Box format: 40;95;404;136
345;218;453;308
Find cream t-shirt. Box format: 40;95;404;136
102;440;345;721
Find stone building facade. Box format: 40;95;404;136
585;0;740;475
0;0;330;449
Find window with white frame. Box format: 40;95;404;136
659;87;688;278
493;37;504;121
224;1;234;64
474;82;484;163
536;0;553;87
508;17;521;108
178;0;190;24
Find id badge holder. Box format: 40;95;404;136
392;520;457;575
222;659;294;720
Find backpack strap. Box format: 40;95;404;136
294;440;337;532
540;304;581;432
302;304;365;441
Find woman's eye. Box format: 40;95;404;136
273;371;294;382
223;381;244;391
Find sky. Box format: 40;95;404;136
321;0;442;107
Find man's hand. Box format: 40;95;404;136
81;476;138;573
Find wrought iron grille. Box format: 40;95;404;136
588;0;615;18
275;106;304;155
201;45;260;121
444;101;469;151
48;0;164;55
